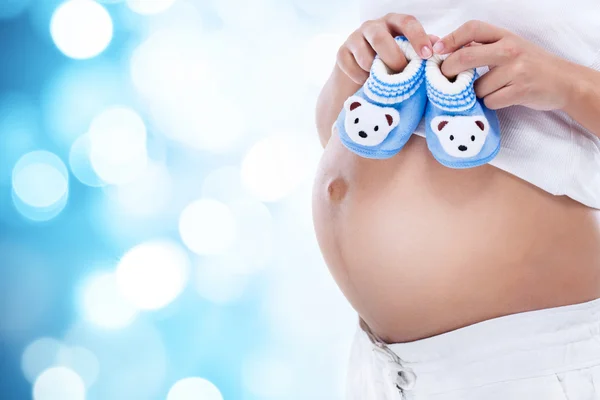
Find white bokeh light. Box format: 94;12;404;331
112;161;173;217
167;377;223;400
42;63;125;147
130;29;243;153
89;106;148;185
201;166;248;205
63;320;167;399
33;367;86;400
21;338;63;383
50;0;113;60
12;151;68;208
241;135;309;202
69;132;105;187
56;346;100;389
12;151;69;221
79;271;138;329
179;199;236;255
242;356;293;398
126;0;176;15
194;257;247;304
116;240;190;310
229;199;274;272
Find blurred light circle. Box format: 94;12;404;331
89;106;148;185
130;29;242;153
69;133;105;187
0;0;32;19
179;199;236;255
42;63;125;147
79;271;138;329
12;151;69;221
241;135;307;202
12;191;68;222
63;320;166;399
194;258;247;304
229;199;274;272
242;356;293;398
126;0;176;15
130;28;211;100
33;367;86;400
116;240;190;310
201;166;247;205
167;377;223;400
112;162;172;217
56;346;99;389
50;0;113;60
21;338;63;383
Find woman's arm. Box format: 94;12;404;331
315;14;436;148
432;20;600;138
562;63;600;138
315;65;361;148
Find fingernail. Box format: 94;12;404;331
421;46;432;58
433;41;445;54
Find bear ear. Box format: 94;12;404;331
431;116;450;134
470;117;489;134
344;96;363;111
384;108;400;129
385;114;394;126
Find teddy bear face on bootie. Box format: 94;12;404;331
430;115;490;158
343;96;400;147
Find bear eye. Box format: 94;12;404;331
374;125;379;132
354;118;359;124
471;135;475;141
449;135;454;141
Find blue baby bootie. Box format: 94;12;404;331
424;54;501;168
336;36;427;159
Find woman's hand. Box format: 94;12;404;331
337;13;438;85
432;20;575;111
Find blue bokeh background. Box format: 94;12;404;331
0;1;360;399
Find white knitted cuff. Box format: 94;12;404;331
425;54;477;112
363;37;425;105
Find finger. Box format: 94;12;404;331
440;42;510;77
346;35;377;72
433;20;506;55
337;47;369;84
362;21;408;72
483;85;520;110
473;66;511;98
385;14;433;59
429;34;440;44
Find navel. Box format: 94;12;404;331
327;176;348;203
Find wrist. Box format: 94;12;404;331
560;61;591;114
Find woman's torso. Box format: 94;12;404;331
312;0;600;344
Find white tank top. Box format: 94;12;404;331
359;0;600;209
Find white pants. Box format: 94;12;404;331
347;297;600;399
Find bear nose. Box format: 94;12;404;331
359;131;368;138
458;145;468;151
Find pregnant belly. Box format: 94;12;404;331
312;130;600;344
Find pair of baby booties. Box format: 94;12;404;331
336;36;501;169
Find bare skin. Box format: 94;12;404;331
312;16;600;344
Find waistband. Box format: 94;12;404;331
361;296;600;395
